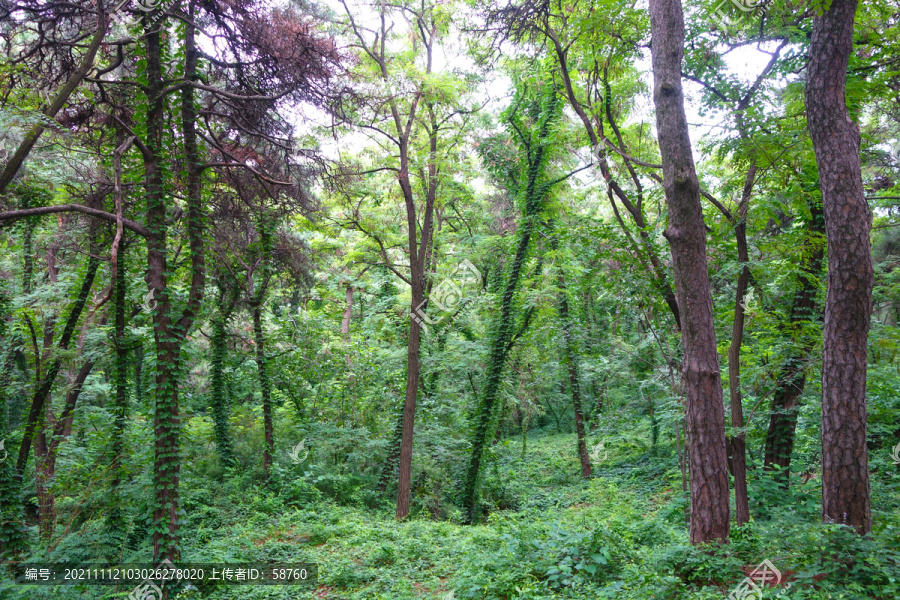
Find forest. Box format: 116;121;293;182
0;0;899;598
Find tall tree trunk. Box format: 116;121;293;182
553;235;591;478
108;241;129;531
394;105;438;520
763;197;825;479
727;164;755;527
145;7;206;566
378;400;405;493
461;89;558;523
649;0;730;544
806;0;873;535
210;286;237;468
33;358;94;544
252;303;275;478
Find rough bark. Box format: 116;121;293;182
649;0;730;544
806;0;873;535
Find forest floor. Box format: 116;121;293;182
2;430;899;599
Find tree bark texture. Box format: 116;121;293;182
649;0;730;544
806;0;873;535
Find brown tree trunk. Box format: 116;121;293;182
763;198;825;479
33;358;94;543
727;164;755;527
649;0;730;544
806;0;873;535
146;9;206;566
553;237;591;478
16;247;99;477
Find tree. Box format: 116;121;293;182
806;0;873;535
648;0;730;544
461;75;561;522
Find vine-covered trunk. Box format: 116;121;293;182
649;0;730;544
252;303;275;477
0;304;27;559
108;245;129;530
461;88;558;522
146;10;206;565
210;289;237;468
553;235;591;478
763;199;825;480
15;248;100;477
378;398;405;493
806;0;873;535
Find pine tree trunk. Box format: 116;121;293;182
806;0;873;535
649;0;730;544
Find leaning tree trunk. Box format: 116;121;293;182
15;245;100;477
461;89;558;523
649;0;730;544
806;0;873;535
